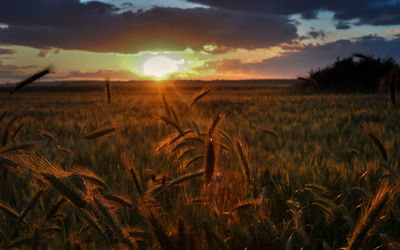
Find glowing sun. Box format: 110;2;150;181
142;55;184;78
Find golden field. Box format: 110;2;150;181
0;82;399;249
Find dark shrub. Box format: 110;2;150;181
297;54;399;93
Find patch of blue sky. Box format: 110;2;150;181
291;10;400;44
80;0;207;11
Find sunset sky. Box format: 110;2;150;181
1;0;400;81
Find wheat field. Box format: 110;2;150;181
0;82;399;249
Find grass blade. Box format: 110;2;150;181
84;127;118;140
10;123;24;141
230;198;261;213
0;155;18;168
0;201;20;221
0;111;6;124
262;128;280;146
18;188;46;224
167;170;205;188
1;142;37;154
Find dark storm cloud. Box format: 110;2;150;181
188;0;400;26
307;30;325;40
335;21;351;30
298;29;325;41
211;35;400;77
0;0;297;53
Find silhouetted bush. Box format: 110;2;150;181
297;54;399;93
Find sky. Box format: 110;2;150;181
1;0;400;81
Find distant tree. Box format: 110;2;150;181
297;54;399;93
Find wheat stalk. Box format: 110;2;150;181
105;78;111;104
190;87;214;108
9;65;54;96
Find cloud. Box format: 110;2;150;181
0;0;297;53
307;29;325;40
388;28;400;36
36;48;59;58
208;35;400;78
37;50;48;58
297;29;326;41
0;60;138;81
0;61;37;82
61;69;138;80
335;21;351;30
188;0;400;26
0;48;15;55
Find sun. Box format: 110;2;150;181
142;55;184;79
